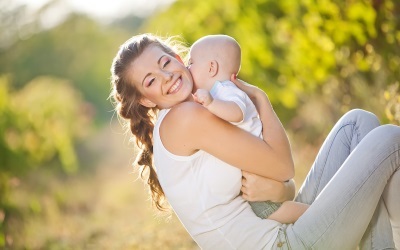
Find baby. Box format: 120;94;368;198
188;34;308;224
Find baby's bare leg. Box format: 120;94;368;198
268;201;309;224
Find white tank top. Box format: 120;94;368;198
153;109;280;249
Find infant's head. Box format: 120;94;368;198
188;34;241;90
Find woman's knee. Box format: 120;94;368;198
368;124;400;146
341;109;380;133
345;109;379;125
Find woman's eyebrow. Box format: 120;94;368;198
158;55;166;65
141;55;166;86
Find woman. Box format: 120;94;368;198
110;33;400;249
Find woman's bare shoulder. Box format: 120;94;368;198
166;101;212;123
162;101;221;138
160;101;216;154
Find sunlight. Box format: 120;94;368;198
13;0;176;20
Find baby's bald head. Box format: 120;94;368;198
191;34;241;75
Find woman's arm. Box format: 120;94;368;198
268;201;309;224
231;77;294;176
241;171;296;202
161;101;294;182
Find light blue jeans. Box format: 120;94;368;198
273;109;400;249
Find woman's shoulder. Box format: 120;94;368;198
162;101;218;133
160;102;215;155
167;101;211;121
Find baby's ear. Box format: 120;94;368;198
139;97;157;108
209;60;219;77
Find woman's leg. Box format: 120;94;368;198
290;109;388;249
284;124;400;249
295;109;380;204
292;109;393;249
383;167;400;248
360;197;393;250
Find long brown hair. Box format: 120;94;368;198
110;34;187;210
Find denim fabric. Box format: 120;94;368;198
274;109;399;249
250;201;282;219
272;225;290;250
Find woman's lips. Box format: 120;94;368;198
167;77;182;94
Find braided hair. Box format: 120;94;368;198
110;34;187;210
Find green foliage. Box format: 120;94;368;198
144;0;400;124
1;76;90;173
384;82;400;125
0;0;398;247
0;14;128;123
0;75;90;247
0;5;146;246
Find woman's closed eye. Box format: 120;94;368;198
147;78;155;87
145;58;171;87
162;59;171;68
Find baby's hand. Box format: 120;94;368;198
193;89;213;107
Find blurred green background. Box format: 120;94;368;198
0;0;399;249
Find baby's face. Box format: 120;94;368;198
187;43;211;91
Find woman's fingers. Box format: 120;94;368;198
240;185;252;201
241;170;286;202
241;170;250;180
230;73;237;82
230;74;248;91
230;74;262;100
242;171;257;187
241;171;257;201
241;186;257;202
241;172;250;200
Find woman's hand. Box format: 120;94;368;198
230;74;270;119
241;171;296;203
230;74;265;103
231;74;295;181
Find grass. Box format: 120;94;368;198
6;124;318;250
8;125;198;250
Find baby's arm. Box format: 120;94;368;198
267;201;309;224
193;89;243;123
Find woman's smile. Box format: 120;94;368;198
167;77;182;94
131;44;194;108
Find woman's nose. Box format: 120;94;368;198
162;71;173;82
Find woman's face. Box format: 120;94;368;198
130;45;194;109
